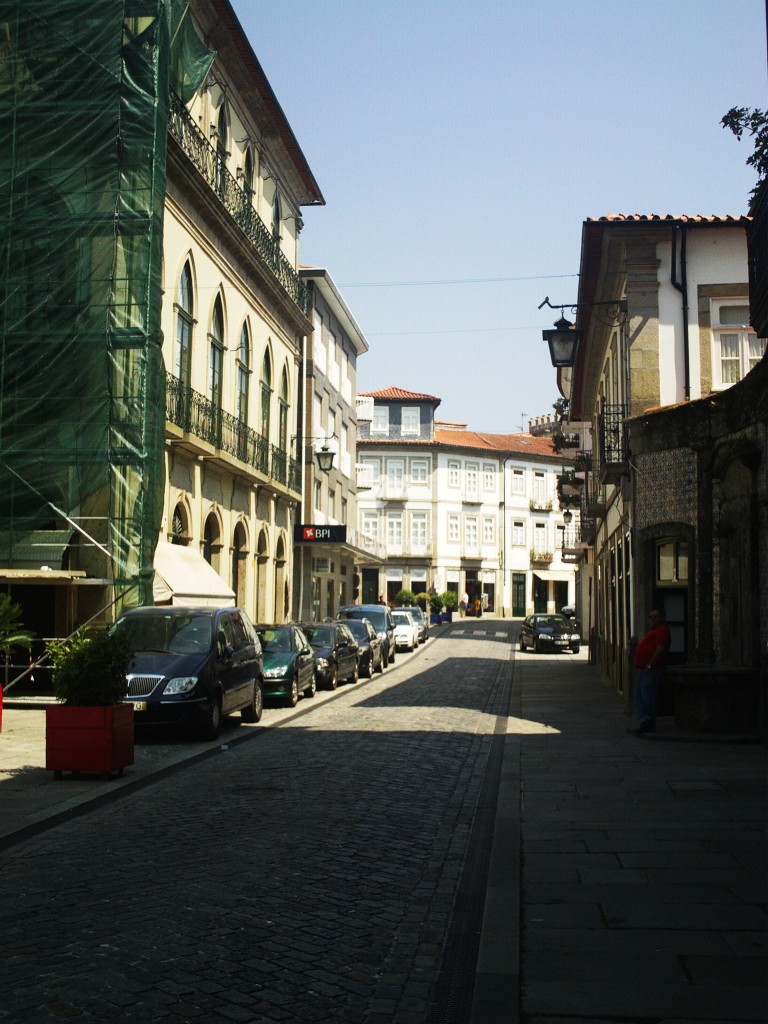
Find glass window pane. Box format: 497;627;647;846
657;541;675;581
718;305;750;326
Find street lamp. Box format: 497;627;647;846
542;315;582;368
562;508;573;525
293;436;336;473
539;296;627;368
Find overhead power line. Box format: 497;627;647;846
337;273;578;289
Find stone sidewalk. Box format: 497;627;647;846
473;643;768;1024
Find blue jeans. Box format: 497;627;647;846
635;667;663;728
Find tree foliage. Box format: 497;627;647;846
722;107;768;196
0;594;34;654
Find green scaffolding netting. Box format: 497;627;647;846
0;0;213;611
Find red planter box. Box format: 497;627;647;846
46;703;134;776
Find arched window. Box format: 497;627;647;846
279;366;289;452
203;512;221;573
209;297;224;442
176;262;193;384
171;503;190;546
237;323;250;425
260;349;272;438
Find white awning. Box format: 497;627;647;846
153;541;235;608
533;569;574;583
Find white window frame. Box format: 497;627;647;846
483;516;495;544
448;513;460;542
386;511;403;546
483;463;496;491
512;520;525;546
411;458;428;483
410;511;428;545
361;457;380;483
371;405;389;434
711;298;766;389
401;407;420;435
466;463;479;496
448;461;460;487
465;516;479;547
512;469;524;494
362;511;379;540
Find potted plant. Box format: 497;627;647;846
428;592;444;624
45;626;134;778
440;591;457;622
394;588;417;607
416;592;429;613
0;594;35;731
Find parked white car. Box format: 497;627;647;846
392;609;420;652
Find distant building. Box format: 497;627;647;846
356;388;577;615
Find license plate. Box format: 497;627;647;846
133;701;147;711
554;640;568;646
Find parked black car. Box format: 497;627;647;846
337;604;396;666
519;614;581;654
117;606;264;740
343;617;385;677
254;623;316;706
300;621;360;689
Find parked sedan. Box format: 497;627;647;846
344;617;385;677
402;604;428;644
300;621;360;689
519;614;581;654
392;609;420;652
255;624;316;706
117;606;264;740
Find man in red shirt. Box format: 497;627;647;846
628;608;672;736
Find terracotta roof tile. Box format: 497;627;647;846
358;386;441;403
587;213;748;224
434;428;557;456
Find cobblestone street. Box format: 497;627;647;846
0;623;514;1024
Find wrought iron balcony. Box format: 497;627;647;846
166;373;299;492
598;401;629;481
168;93;310;318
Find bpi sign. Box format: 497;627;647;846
294;524;347;543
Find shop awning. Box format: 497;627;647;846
153;541;235;607
533;569;574;583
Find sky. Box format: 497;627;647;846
229;0;767;434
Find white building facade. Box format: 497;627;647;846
356;388;577;615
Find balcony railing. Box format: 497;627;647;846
166;373;299;491
598;401;629;475
168;93;310;317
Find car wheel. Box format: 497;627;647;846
519;636;526;651
572;645;580;654
203;695;222;740
347;659;359;684
306;672;317;698
326;664;338;691
361;654;372;678
285;675;299;708
241;680;263;723
376;650;385;674
535;638;543;654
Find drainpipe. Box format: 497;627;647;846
670;223;691;401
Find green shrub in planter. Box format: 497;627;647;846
440;591;458;612
47;627;132;707
428;593;444;614
394;589;417;607
416;592;429;612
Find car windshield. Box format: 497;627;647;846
345;621;370;641
406;607;423;622
304;625;334;647
535;616;570;630
257;626;292;652
341;609;385;630
116;613;213;654
393;612;411;625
